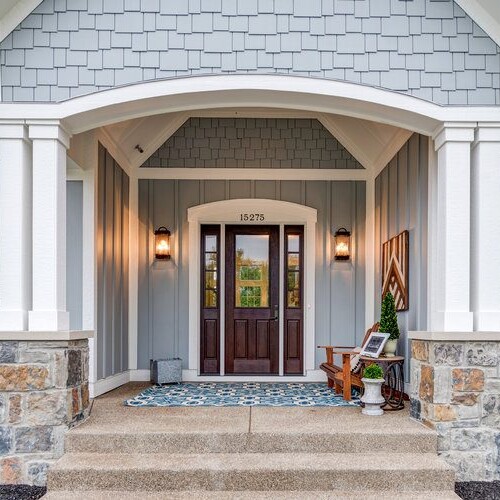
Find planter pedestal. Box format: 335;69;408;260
361;378;385;416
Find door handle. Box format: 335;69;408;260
272;305;279;321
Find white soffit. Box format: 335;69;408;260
0;0;43;42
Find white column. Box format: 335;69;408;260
431;124;475;332
471;124;500;331
0;122;32;331
28;122;71;331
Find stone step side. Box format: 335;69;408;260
48;452;456;492
65;430;437;454
43;489;460;499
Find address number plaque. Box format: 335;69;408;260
239;213;265;221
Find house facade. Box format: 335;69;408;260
0;0;499;488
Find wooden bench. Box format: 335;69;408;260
317;323;380;401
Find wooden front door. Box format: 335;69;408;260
225;225;279;374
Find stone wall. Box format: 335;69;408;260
410;338;500;482
0;339;89;485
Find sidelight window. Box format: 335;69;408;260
203;233;219;308
286;233;301;308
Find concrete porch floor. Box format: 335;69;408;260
73;382;432;447
43;383;459;499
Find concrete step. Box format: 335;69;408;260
47;452;456;493
65;429;437;454
44;489;460;499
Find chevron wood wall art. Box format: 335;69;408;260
382;230;409;311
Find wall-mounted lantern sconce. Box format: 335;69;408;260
334;227;351;261
154;226;171;260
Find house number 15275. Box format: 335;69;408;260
240;213;265;221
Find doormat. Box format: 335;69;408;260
124;383;360;407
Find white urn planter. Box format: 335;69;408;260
383;338;398;357
361;378;385;416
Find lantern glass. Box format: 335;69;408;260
154;227;171;260
334;228;351;261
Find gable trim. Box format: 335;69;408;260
454;0;500;47
0;0;43;43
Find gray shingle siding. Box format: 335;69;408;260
1;0;499;104
140;118;364;169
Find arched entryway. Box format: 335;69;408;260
187;199;317;380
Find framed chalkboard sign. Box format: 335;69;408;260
361;332;390;358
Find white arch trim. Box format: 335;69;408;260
186;198;318;381
2;75;498;135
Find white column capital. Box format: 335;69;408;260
474;123;500;145
27;121;71;149
433;123;476;151
0;121;29;140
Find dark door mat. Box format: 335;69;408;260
456;481;500;500
0;486;46;500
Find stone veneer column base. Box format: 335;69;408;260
0;339;89;486
409;332;500;482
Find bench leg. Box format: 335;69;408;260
327;378;334;389
334;382;341;395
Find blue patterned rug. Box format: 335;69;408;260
124;383;360;407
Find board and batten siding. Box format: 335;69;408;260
138;179;365;370
375;133;429;371
96;144;130;380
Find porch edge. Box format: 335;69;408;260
0;330;94;341
409;331;500;341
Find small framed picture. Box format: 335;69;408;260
361;332;390;358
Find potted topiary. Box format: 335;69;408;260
361;363;385;416
380;291;399;357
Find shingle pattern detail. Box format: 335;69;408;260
1;0;499;104
140;118;364;169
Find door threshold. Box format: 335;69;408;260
181;370;327;383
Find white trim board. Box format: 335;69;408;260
138;168;368;181
90;370;131;399
2;75;499;135
0;0;44;43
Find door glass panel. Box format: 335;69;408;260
205;290;217;308
235;234;269;308
205;252;217;270
286;233;301;308
288;234;299;253
205;235;217;252
203;233;218;308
